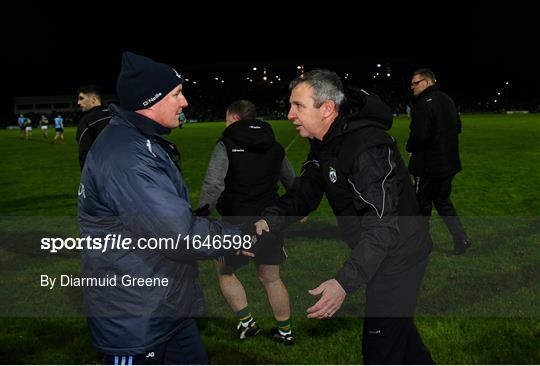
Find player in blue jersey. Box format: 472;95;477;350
17;114;26;138
53;114;64;144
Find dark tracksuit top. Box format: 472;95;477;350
261;88;432;293
406;85;462;178
76;105;112;170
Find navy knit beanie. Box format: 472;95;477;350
116;52;184;111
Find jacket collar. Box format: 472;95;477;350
416;85;438;100
84;105;108;114
109;104;181;167
109;104;171;137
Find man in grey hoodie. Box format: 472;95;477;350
198;100;297;345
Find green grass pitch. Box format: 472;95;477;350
0;114;539;363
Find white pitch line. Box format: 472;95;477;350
285;134;300;152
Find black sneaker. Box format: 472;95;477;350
271;327;294;345
237;320;260;340
453;239;472;255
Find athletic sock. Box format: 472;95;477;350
277;318;292;335
236;306;254;327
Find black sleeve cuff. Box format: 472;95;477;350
334;270;359;294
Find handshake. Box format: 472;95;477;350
193;204;271;260
237;219;271;257
219;219;270;268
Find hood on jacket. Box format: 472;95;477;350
322;87;394;143
222;119;276;151
344;87;393;129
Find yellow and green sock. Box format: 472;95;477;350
236;306;254;327
277;318;292;335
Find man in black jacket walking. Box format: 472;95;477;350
76;85;111;170
407;68;471;255
255;70;434;364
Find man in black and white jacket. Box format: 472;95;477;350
255;69;434;364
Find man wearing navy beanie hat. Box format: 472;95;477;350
117;51;184;112
78;52;258;364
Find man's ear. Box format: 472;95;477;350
233;114;241;122
321;100;337;118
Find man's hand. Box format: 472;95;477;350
306;279;346;319
254;219;269;235
240;221;263;256
236;250;255;257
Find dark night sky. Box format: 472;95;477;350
3;4;539;118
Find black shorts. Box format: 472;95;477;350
55;128;64;132
221;232;287;270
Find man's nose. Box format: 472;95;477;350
287;108;295;120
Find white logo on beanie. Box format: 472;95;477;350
143;92;163;107
173;68;182;79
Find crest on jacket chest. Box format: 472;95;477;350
329;166;337;183
315;142;344;185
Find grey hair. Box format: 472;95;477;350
289;69;345;110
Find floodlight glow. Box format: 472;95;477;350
297;66;301;69
494;99;498;103
377;64;381;68
263;76;267;81
387;73;391;77
214;77;219;81
505;81;509;85
253;67;257;71
497;92;501;96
